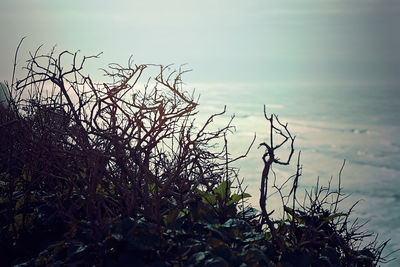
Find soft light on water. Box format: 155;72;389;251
194;82;400;266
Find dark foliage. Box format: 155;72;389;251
0;43;392;266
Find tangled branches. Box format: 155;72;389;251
1;44;237;242
257;108;394;265
0;42;394;266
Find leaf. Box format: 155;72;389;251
283;206;304;224
237;207;259;220
196;188;217;205
22;165;31;182
241;193;251;199
189;251;208;265
243;232;266;243
242;247;270;264
202;194;217;205
12;213;23;231
317;212;347;230
111;233;123;241
79;169;87;179
163;209;179;228
227;193;251;205
148;183;159;193
222;218;250;231
15;197;24;211
204;225;227;240
96;184;105;195
208;237;227;248
214;181;232;200
204;256;229;267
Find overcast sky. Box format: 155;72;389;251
1;0;400;88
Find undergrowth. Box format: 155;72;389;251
0;42;392;266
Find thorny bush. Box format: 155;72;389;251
0;42;394;266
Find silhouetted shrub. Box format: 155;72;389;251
0;43;391;266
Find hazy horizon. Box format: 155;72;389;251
1;1;400;265
1;1;400;88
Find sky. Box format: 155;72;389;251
1;2;400;263
1;0;400;88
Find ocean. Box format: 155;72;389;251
194;82;400;266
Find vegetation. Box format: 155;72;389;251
0;42;392;266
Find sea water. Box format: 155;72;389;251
194;82;400;266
